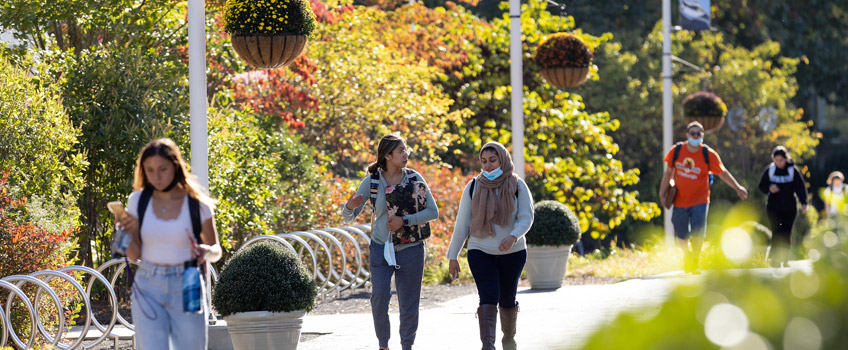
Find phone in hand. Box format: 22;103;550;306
107;201;126;218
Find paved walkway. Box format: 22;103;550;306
298;261;813;350
298;277;678;350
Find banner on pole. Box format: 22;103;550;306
680;0;711;31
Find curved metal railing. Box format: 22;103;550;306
0;224;373;348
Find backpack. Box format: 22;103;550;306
369;169;431;245
672;142;713;185
468;178;519;200
369;169;419;206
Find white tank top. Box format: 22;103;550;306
126;190;213;265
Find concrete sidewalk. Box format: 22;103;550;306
298;277;679;350
299;261;813;349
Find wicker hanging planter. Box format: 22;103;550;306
231;34;308;69
540;67;590;89
223;0;317;69
535;33;594;89
682;91;728;133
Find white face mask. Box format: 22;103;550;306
482;167;503;180
383;241;400;269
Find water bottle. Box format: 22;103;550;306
183;260;203;313
110;224;132;257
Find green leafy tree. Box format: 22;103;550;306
207;97;325;253
49;47;189;265
436;0;660;238
0;0;189;54
579;23;819;208
284;6;465;174
0;49;87;215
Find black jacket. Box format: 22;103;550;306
758;162;808;211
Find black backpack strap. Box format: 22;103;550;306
406;169;418;182
188;196;203;244
137;185;155;246
702;144;710;167
369;172;380;206
672;142;683;164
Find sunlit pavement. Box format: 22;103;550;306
296;260;813;350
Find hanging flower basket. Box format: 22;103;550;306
534;33;594;89
223;0;318;69
682;91;728;133
230;34;308;68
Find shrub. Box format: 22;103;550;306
207;102;325;253
212;241;317;316
0;173;81;343
48;46;188;266
223;0;318;37
682;91;728;117
534;33;594;69
0;49;86;210
526;200;581;246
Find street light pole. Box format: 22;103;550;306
510;0;525;178
187;0;213;323
662;0;674;247
188;0;208;190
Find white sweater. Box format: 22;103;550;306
447;177;534;259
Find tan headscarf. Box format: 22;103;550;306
470;142;519;238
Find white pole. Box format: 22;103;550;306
509;0;524;178
188;0;208;190
187;0;213;322
662;0;674;248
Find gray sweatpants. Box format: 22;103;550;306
369;242;425;350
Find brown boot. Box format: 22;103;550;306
477;304;498;350
499;303;519;350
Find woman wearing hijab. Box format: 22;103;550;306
447;142;534;350
757;146;808;267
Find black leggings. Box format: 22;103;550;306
767;208;797;262
467;249;527;307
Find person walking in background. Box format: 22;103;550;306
341;134;439;350
447;142;534;350
757;146;808;267
116;138;222;349
659;121;748;274
823;171;847;218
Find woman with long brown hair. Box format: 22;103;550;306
341;134;439;350
115;138;222;349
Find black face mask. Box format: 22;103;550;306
161;176;180;192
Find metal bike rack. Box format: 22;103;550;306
0;224;374;348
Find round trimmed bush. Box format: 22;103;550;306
213;241;316;317
526;200;581;246
534;33;594;69
682;91;727;117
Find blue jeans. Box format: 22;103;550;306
369;242;425;350
467;249;527;307
131;262;208;350
671;203;709;240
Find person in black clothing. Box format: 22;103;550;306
758;146;808;267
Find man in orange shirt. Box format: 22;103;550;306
659;122;748;273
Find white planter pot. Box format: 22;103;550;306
224;310;306;350
525;244;573;289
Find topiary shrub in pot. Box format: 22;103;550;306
524;200;581;289
223;0;318;68
534;33;594;89
682;91;728;133
213;240;317;350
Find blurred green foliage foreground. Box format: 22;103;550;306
581;211;848;350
